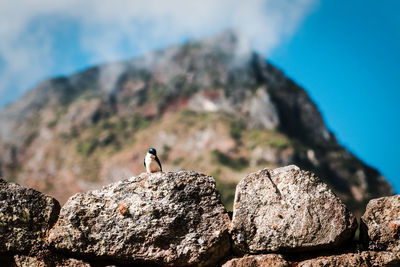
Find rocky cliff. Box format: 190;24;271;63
0;31;393;215
0;167;399;266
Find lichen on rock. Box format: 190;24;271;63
47;171;231;266
360;195;400;252
230;165;357;254
222;254;289;267
14;254;91;267
297;251;400;266
0;178;60;255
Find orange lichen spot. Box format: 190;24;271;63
118;203;128;216
390;221;400;239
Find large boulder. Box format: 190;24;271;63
297;251;400;266
222;254;289;267
360;195;400;252
0;178;60;255
47;171;231;266
230;165;357;254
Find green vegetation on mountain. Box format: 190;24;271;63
0;31;392;215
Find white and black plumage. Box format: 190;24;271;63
144;148;162;173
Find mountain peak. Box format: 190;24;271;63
0;32;393;213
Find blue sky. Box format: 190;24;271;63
0;0;398;192
269;0;400;193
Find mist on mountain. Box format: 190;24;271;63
0;31;392;217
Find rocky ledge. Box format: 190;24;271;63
47;171;230;266
0;166;399;266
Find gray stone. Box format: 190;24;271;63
361;195;400;252
297;251;400;267
230;165;357;253
222;254;289;267
47;171;231;266
0;178;60;254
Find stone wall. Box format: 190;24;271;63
0;165;399;266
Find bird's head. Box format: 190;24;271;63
148;148;157;155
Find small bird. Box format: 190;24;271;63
144;148;162;173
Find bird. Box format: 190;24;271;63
144;148;162;173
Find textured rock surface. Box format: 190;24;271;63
0;178;60;254
47;171;231;266
297;251;400;266
231;165;357;253
14;255;90;267
222;254;289;267
360;195;400;252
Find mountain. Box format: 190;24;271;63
0;31;392;215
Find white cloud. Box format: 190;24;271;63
0;0;318;107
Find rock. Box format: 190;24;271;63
47;171;231;266
14;255;91;267
230;165;357;254
222;254;289;267
360;195;400;252
0;178;60;255
297;251;400;266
